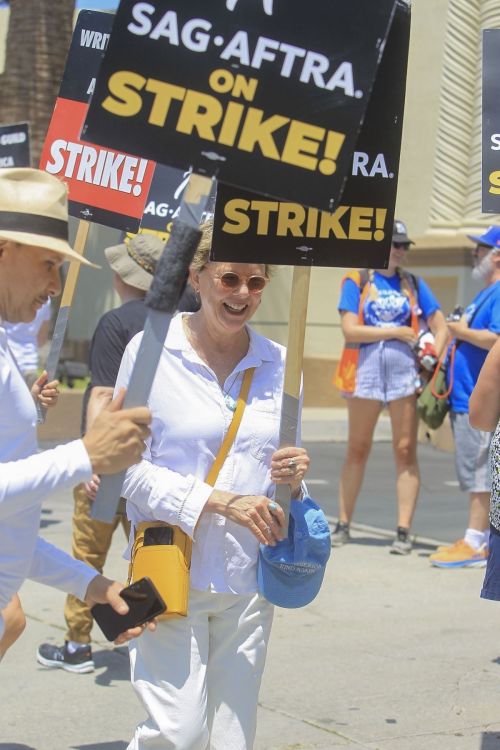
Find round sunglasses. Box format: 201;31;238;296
392;242;411;250
212;271;268;293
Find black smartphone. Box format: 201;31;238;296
144;525;174;546
91;577;166;641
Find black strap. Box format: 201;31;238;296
358;268;420;306
0;211;68;240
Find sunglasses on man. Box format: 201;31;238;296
472;243;492;257
392;242;411;251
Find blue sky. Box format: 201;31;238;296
76;0;120;10
75;1;119;8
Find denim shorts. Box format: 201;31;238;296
344;340;418;404
481;526;500;601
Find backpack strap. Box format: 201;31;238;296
398;268;420;335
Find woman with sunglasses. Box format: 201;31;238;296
332;220;448;554
115;220;310;750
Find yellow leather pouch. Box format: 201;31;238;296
129;520;192;620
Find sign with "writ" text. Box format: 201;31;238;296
40;10;155;232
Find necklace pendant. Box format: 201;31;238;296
224;394;237;412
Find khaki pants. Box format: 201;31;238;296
64;484;130;643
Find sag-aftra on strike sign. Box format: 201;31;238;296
83;0;396;213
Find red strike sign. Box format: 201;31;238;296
40;97;155;227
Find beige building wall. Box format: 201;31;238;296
1;2;499;404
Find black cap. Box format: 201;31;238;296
392;220;415;245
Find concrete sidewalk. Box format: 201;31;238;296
2;486;500;750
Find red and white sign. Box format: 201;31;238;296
40;97;155;231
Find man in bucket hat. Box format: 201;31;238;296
0;168;153;659
38;233;166;673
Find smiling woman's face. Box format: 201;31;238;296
191;261;268;337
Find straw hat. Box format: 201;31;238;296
0;168;95;266
104;233;165;291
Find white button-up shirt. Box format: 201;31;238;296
0;324;95;625
118;313;296;594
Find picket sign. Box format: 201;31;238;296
92;173;213;522
37;220;90;423
84;0;402;524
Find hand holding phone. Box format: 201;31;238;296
91;577;166;641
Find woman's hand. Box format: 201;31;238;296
205;491;286;546
270;446;310;497
393;326;418;346
31;371;59;408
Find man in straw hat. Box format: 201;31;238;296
0;168;152;659
37;232;166;673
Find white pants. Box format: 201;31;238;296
127;589;274;750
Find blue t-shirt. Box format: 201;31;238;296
450;281;500;413
338;272;440;331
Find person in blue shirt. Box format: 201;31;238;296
430;226;500;569
333;221;448;554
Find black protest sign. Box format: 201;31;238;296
39;10;155;232
140;164;190;240
123;163;215;246
211;0;410;269
482;29;500;214
0;123;30;168
82;0;397;212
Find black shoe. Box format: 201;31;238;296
37;641;95;674
390;526;412;555
331;521;350;547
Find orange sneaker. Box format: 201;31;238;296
429;540;488;568
435;539;470;554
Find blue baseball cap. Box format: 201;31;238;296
466;226;500;249
257;497;331;608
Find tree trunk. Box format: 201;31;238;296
0;0;75;165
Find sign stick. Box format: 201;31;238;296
274;266;311;526
91;173;213;522
37;219;90;423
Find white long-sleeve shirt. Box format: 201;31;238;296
118;313;295;594
0;325;96;632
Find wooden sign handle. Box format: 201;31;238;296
60;219;91;307
275;265;311;525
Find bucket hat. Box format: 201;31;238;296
257;497;331;608
104;233;165;291
0;168;95;266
